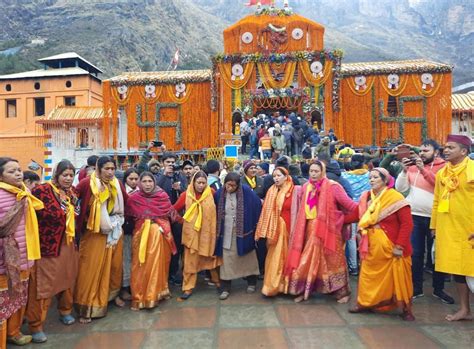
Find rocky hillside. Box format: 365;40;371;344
0;0;472;86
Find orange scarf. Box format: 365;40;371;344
255;173;294;245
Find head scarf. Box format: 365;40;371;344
371;167;394;188
50;164;77;245
183;172;212;231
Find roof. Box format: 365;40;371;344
0;67;99;80
107;69;212;86
38;52;103;74
36;106;109;125
341;59;453;77
452;92;474;112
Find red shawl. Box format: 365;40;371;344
126;188;173;220
285;178;339;275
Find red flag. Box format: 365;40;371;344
245;0;274;6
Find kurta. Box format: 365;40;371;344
430;159;474;277
220;192;259;280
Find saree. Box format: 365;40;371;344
256;171;294;296
287;179;356;300
356;188;413;311
127;185;177;309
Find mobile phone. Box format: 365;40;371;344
152;140;163;147
396;146;410;161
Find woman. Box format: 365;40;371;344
285;161;357;303
120;168;139;302
25;160;79;343
255;167;301;296
74;156;128;323
173;171;222;299
127;172;180;310
241;161;264;199
345;167;415;321
0;157;43;346
215;173;262;300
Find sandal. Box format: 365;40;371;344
79;317;92;324
7;333;32;346
178;292;193;301
59;314;76;326
114;296;126;307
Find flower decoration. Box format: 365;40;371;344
354;76;367;91
144;84;156;98
175;83;186;98
387;74;400;89
421;73;434;89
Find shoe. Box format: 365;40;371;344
246;285;256;293
349;269;359;276
169;276;183;286
219;291;230;300
424;267;433;274
31;331;47;343
412;292;424;300
433;290;455;304
59;314;76;325
7;333;33;346
178;292;192;300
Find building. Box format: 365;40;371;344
0;52;103;169
102;5;452;153
451;92;473;137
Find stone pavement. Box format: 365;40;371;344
11;276;473;349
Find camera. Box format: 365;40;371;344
152;140;163;147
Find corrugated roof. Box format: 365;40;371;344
38;52;103;74
36;106;109;124
0;67;95;80
452;92;474;112
341;59;452;76
107;69;212;86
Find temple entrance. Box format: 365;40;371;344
311;110;323;130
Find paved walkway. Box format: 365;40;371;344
12;276;473;349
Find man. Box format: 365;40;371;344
395;139;454;304
156;153;187;285
271;129;286;158
249;125;260;159
137;141;167;173
281;125;293;156
314;136;332;159
182;160;194;186
430;135;474;321
205;159;222;191
240;118;250;155
259;131;273;160
75;155;98;184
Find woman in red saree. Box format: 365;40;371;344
285;161;356;303
345;167;415;321
127;172;180;310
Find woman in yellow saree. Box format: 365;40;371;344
346;167;415;321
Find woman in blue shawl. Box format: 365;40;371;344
214;172;262;300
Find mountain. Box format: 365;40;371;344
0;0;472;87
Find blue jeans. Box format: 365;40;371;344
249;145;259;159
263;150;272;160
345;224;358;272
411;215;445;293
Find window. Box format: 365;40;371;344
34;82;41;90
5;84;11;91
65;80;72;88
64;96;76;106
6;99;16;118
387;95;398;117
34;98;45;117
78;128;89;148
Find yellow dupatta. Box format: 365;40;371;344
358;188;407;259
86;171;118;233
304;182;317;219
437;157;474;212
245;175;257;189
49;182;75;245
183;185;212;231
137;219;163;264
0;182;44;260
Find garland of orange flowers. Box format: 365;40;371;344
166;84;193;104
137;85;163;104
345;76;376;96
379;74;409;97
111;85;134;105
299;61;333;87
411;74;443;97
218;63;254;90
253;96;303;109
257;61;296;89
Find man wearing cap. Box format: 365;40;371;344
396;139;453;304
430;134;474;321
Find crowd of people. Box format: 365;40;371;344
0;130;473;346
